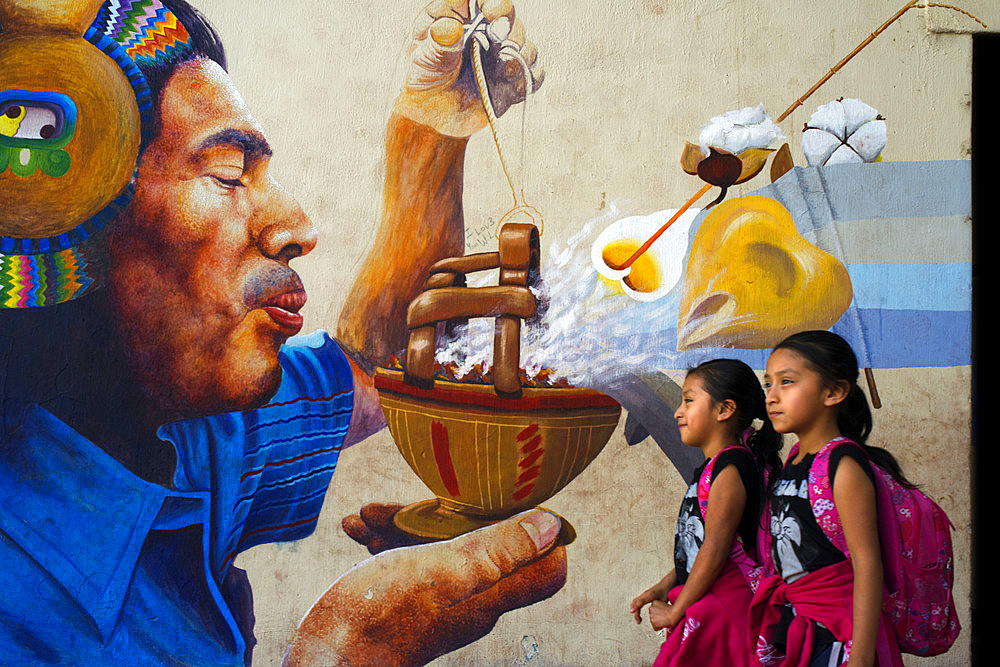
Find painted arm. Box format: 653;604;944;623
336;0;543;367
336;116;468;447
290;5;562;664
336;0;543;445
834;456;882;667
336;115;469;369
653;464;746;631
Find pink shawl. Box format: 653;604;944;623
748;560;904;667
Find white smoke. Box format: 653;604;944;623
435;203;692;388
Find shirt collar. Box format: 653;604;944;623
0;401;176;641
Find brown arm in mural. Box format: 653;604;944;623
336;114;469;369
337;114;470;448
288;5;566;665
337;0;544;447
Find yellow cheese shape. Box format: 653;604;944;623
677;195;853;350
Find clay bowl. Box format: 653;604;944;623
374;368;621;542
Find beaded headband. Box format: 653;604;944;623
0;0;192;308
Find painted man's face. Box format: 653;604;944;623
106;58;317;418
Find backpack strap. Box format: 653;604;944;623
697;444;766;591
787;441;800;461
807;436;862;557
696;444;748;517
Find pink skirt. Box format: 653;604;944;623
652;558;753;667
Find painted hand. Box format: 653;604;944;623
341;502;428;555
285;509;567;666
394;0;544;137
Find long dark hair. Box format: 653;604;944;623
687;358;783;491
773;330;914;487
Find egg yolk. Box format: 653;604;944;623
601;240;660;293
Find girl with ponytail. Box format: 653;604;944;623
770;330;911;487
630;358;780;667
750;330;906;667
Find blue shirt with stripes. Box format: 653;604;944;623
0;330;354;665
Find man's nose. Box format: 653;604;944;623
256;181;318;262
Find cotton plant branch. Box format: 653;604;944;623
775;1;987;123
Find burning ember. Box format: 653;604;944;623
385;355;572;389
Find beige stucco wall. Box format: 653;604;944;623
193;0;990;664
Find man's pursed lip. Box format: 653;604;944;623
259;289;306;333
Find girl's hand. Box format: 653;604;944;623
629;570;677;623
648;600;683;632
629;588;659;624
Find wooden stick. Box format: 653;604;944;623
776;1;918;123
776;2;986;123
924;3;987;28
864;367;882;409
606;182;713;271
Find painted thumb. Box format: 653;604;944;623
446;509;562;586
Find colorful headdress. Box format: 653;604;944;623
0;0;192;308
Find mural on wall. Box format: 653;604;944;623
0;0;983;665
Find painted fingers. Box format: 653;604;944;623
396;0;543;136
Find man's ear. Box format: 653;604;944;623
716;398;737;422
824;380;851;407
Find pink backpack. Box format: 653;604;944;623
697;445;767;593
792;437;960;656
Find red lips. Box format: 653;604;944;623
260;289;306;333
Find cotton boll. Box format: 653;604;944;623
745;123;776;150
825;143;863;165
807;100;848;139
802;128;842;166
802;98;887;166
841;98;880;135
724;125;752;155
698;103;784;155
730;104;767;125
846;118;887;162
698;123;728;155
